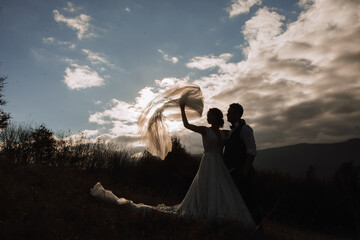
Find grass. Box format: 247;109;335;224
0;123;359;239
1;156;358;240
0;157;263;240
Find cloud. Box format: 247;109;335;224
186;53;233;70
97;134;140;146
95;134;144;154
89;98;141;137
297;0;314;9
42;37;76;49
53;9;95;39
72;129;99;138
59;129;99;143
64;64;105;90
184;1;360;149
89;99;138;124
88;97;144;151
88;83;167;131
81;129;99;137
30;48;46;61
82;49;113;67
43;37;55;44
154;77;189;88
63;2;79;13
242;7;285;58
227;0;262;18
157;49;179;64
68;44;76;49
210;0;360;148
88;0;360;153
134;87;156;107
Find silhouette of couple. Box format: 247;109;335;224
178;102;257;229
91;101;258;230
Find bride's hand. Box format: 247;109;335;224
179;92;190;109
180;103;185;109
179;100;185;109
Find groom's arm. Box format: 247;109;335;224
240;125;257;176
243;154;255;176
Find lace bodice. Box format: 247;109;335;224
202;128;227;154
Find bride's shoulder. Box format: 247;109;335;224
203;126;210;133
198;126;209;135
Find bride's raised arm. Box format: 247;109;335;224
180;103;206;135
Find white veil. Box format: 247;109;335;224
138;83;204;159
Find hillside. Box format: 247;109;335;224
1;124;359;239
255;139;360;178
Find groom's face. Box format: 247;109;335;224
227;107;237;123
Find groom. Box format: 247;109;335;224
224;103;256;210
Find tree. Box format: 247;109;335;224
31;124;56;165
0;76;10;129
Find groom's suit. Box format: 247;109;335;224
224;119;256;209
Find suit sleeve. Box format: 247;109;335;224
240;125;257;156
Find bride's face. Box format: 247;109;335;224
207;112;216;125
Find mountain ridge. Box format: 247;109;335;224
254;138;360;178
191;139;360;178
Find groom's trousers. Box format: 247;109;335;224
231;167;254;207
231;167;262;226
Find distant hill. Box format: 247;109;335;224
254;139;360;178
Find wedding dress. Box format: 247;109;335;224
91;83;255;228
91;127;255;229
177;128;255;227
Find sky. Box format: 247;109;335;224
0;0;359;154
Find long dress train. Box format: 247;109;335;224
177;128;255;228
91;128;255;229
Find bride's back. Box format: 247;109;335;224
202;128;226;154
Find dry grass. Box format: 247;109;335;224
0;157;256;240
0;124;358;239
263;220;354;240
0;156;357;240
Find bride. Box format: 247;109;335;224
91;86;255;229
176;103;255;228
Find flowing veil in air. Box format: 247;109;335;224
137;83;204;159
91;83;205;212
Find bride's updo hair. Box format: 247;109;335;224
207;108;224;127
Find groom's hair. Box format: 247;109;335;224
229;103;244;117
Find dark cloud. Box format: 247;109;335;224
266;56;316;76
284;100;325;123
325;93;360;115
335;51;360;64
252;92;360;148
285;41;313;51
